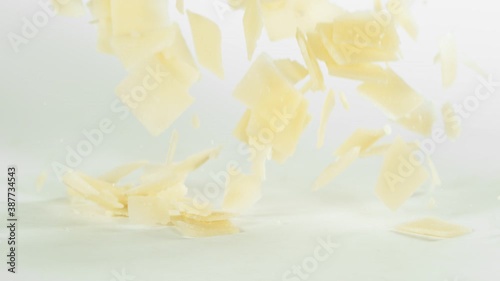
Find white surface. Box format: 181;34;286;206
1;0;500;280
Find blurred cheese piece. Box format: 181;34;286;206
328;63;389;82
394;217;471;239
359;143;391;157
314;147;360;190
166;129;179;165
243;0;263;60
439;33;458;88
335;128;388;157
317;90;335;148
99;161;148;183
396;101;436;136
375;137;429;211
128;195;171;225
339;92;350;110
297;30;325;91
116;54;195;136
176;0;184;14
274;59;308;84
260;0;344;41
53;0;85;17
358;68;424;120
233;54;310;162
187;11;224;78
110;0;169;36
171;215;240;237
441;102;461;139
223;173;263;212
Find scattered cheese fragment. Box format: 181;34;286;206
359;143;391;157
223;173;263;212
171;215;240;237
439;33;458;88
166;129;179;165
243;0;263;60
36;171;48;192
393;0;419;40
335;128;388;157
441;103;461;139
375;137;429;211
462;58;487;78
260;0;344;41
176;0;184;14
99;161;148;183
314;147;360;190
426;155;441;188
394;217;471;239
317;90;335;148
110;0;169;36
396;101;436;136
187;11;224;78
274;59;308;84
52;0;85;17
296;30;325;91
116;54;195;136
192;114;201;129
339;92;350;110
358;68;424;119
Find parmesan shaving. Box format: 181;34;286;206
439;33;458;88
166;129;179;165
441;102;461;139
243;0;263;60
394;217;471;239
317;90;335;148
339;92;350;110
314;147;360;190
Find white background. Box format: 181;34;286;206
0;0;499;280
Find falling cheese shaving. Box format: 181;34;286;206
394;217;471;239
99;161;148;183
274;59;309;84
439;33;458;88
187;11;225;78
335;127;389;157
396;101;436;136
317;90;335;148
314;147;360;190
339;92;350;110
166;129;179;165
52;0;85;17
176;0;184;14
375;136;429;211
296;30;325;91
243;0;263;60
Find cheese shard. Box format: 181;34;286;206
439;33;457;88
314;147;360;190
358;69;424;120
99;161;148;183
187;11;224;78
328;63;389;82
53;0;85;17
166;129;179;165
393;0;418;40
222;173;262;212
243;0;263;60
441;103;461;139
396;101;436;136
296;30;324;91
176;0;184;14
339;92;350;110
359;143;391;157
116;54;195;136
335;128;388;157
317;90;335;148
172;215;240;237
394;217;471;239
128;195;171;225
260;0;344;41
110;0;169;36
274;59;308;84
375;137;429;211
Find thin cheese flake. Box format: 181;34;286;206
317;90;335;148
243;0;263;60
394;217;471;239
187;11;224;78
335;128;387;157
439;33;458;88
442;102;461;139
314;147;360;190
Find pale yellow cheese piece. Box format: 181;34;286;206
274;59;308;84
176;0;184;14
317;90;335;148
128;172;186;196
222;173;262;212
260;0;344;41
339;92;350;110
243;0;263;60
175;146;222;175
192;114;201;129
394;217;471;239
233;109;252;143
187;11;224;78
313;147;360;190
426;155;441;188
441;102;461;139
396;101;436;136
172;215;240;237
439;33;458;88
116;55;195;136
327;63;389;82
53;0;85;17
358;69;424;119
110;0;169;36
95;19;114;54
78;172;128;206
87;0;110;20
110;28;175;69
335;128;388;157
128;195;171;225
375;137;429;211
99;161;148;183
359;143;391;157
166;129;179;165
296;30;324;91
36;171;48;192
